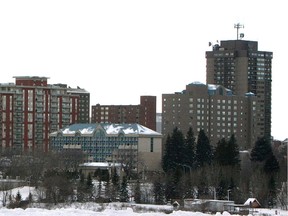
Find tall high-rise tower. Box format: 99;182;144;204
206;31;273;139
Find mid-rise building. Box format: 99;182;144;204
162;82;258;149
91;96;156;131
206;40;272;139
0;76;90;151
50;123;162;173
67;86;90;123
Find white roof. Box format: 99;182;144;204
79;162;121;167
244;198;260;206
51;123;161;136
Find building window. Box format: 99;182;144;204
150;138;154;152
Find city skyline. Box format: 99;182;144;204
0;1;287;140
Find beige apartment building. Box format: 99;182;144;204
162;82;259;149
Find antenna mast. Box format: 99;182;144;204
234;23;244;40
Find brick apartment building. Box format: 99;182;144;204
206;40;272;140
91;96;156;131
0;76;90;152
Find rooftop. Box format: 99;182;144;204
50;123;162;136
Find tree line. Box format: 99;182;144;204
160;127;285;208
0;127;286;209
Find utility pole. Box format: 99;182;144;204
234;23;244;40
227;189;231;201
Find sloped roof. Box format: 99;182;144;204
50;123;161;136
244;198;261;207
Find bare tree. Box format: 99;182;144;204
58;149;85;171
0;180;13;207
112;144;138;180
42;169;74;204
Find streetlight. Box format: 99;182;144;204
227;189;231;201
27;175;32;200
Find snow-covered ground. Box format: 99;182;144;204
0;186;286;216
0;205;286;216
0;208;228;216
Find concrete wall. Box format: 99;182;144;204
184;199;235;212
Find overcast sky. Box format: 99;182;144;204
0;0;287;140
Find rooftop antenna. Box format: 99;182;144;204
234;23;244;40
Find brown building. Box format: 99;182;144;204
206;40;272;140
0;76;90;152
162;82;258;149
91;96;156;131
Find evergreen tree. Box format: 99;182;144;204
119;176;129;202
227;134;240;166
184;127;196;169
250;136;272;162
162;127;186;172
264;154;280;175
195;129;213;167
215;135;240;166
214;138;228;166
162;134;172;172
171;127;186;165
